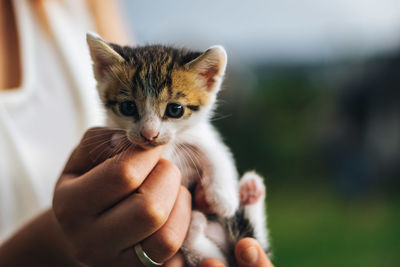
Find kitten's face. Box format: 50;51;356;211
87;33;227;148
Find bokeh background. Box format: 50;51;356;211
121;1;400;266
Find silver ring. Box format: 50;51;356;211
134;243;163;267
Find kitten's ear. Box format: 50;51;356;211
185;46;227;92
86;32;125;81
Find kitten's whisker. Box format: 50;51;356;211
178;142;203;160
88;138;120;163
210;114;232;122
84;127;124;136
184;145;203;170
182;143;205;182
82;139;109;149
171;144;183;168
83;130;124;139
82;132;124;147
88;138;113;153
82;131;127;150
170;144;183;171
105;139;126;159
173;144;192;180
82;134;112;145
175;145;190;176
114;140;134;163
178;143;202;181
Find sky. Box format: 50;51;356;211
121;0;400;62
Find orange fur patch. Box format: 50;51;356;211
170;68;211;116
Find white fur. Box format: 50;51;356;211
88;36;268;265
239;171;269;250
138;100;162;140
163;122;239;216
181;172;269;266
181;211;228;266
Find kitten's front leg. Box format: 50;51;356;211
196;136;239;217
239;171;270;251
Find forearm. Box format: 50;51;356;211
0;209;81;267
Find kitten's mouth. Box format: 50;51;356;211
127;136;167;149
139;141;163;149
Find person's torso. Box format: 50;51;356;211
0;0;103;241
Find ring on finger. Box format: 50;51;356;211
134;243;163;267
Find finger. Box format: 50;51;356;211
95;159;182;251
57;145;163;215
141;186;192;263
118;248;186;267
63;127;127;175
235;238;273;267
199;258;226;267
120;189;190;266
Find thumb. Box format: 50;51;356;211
235;238;274;267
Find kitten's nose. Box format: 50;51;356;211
140;129;160;142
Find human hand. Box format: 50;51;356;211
199;238;273;267
53;127;191;266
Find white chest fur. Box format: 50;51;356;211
162;122;239;217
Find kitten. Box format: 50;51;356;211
86;32;270;266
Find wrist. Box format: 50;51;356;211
0;208;81;267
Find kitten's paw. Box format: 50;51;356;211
239;171;266;206
204;188;239;217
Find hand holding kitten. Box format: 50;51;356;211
53;127;191;266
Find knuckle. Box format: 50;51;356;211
138;198;168;229
106;160;140;189
157;159;181;180
120;162;141;187
81;127;111;151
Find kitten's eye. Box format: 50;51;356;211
119;101;137;116
165;103;184;118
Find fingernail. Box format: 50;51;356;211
240;245;258;265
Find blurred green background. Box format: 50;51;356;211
214;60;400;266
124;1;400;265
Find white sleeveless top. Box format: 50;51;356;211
0;0;104;242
